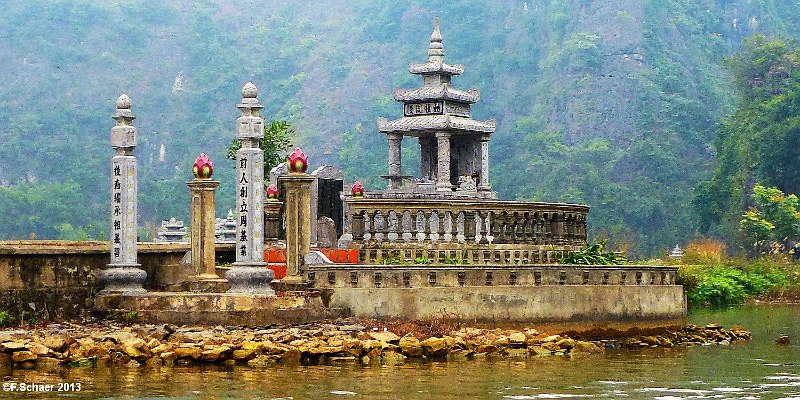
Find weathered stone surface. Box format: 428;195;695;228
1;341;28;352
174;346;202;360
369;331;400;343
12;351;37;363
572;341;603;353
120;338;150;360
508;332;527;345
43;334;71;352
201;345;231;362
556;338;576;350
399;336;423;357
421;337;448;357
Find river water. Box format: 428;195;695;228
3;304;798;399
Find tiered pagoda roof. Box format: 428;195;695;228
377;18;495;137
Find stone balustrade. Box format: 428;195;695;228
356;244;569;265
344;197;589;247
307;264;678;289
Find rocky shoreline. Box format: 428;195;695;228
0;320;752;370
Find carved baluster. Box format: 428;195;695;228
490;212;502;244
464;210;476;243
401;210;413;242
374;211;386;243
387;210;399;242
443;211;453;243
363;210;373;243
542;213;552;244
436;211;446;243
416;210;426;243
523;212;534;243
455;211;465;243
428;211;439;243
352;209;365;242
478;211;490;244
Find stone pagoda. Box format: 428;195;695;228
378;18;496;198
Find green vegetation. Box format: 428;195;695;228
739;185;800;256
122;311;139;322
694;35;800;254
678;260;796;307
1;1;800;258
558;241;629;265
0;310;14;327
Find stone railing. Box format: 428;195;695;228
343;197;589;247
307;264;678;289
355;244;570;265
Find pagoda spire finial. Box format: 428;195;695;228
428;17;444;62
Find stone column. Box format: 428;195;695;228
226;82;275;294
187;176;220;280
478;134;491;193
282;173;315;283
263;201;283;242
388;133;402;189
435;131;451;192
100;94;146;294
419;137;433;181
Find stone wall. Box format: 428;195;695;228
307;264;685;322
321;285;686;322
308;264;678;289
0;241;234;321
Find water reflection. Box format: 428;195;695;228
2;305;798;399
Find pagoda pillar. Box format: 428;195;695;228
387;133;402;189
478;134;491;193
435;131;451;192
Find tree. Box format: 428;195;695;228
739;185;800;256
693;35;800;252
226;120;295;177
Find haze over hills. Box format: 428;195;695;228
1;0;799;256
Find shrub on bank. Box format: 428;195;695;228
678;260;794;307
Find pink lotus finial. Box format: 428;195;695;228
266;183;279;200
351;181;365;197
192;153;213;179
287;147;308;173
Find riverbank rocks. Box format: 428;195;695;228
0;320;752;370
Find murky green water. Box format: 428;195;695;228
3;304;798;399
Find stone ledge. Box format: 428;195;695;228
94;292;346;326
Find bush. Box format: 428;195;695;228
680;263;791;307
0;311;14;327
682;239;726;264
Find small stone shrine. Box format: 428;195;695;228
155;217;188;242
214;210;237;243
378;18;495;198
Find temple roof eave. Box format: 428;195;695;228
394;86;480;104
408;61;465;76
377;115;496;135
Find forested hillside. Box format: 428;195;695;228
1;0;799;256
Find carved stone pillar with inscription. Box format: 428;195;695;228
99;94;146;294
225;82;275;294
478;134;491;194
435;131;452;192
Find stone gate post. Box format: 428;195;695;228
282;148;314;284
225;82;275;294
187;153;220;282
99;94;147;294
